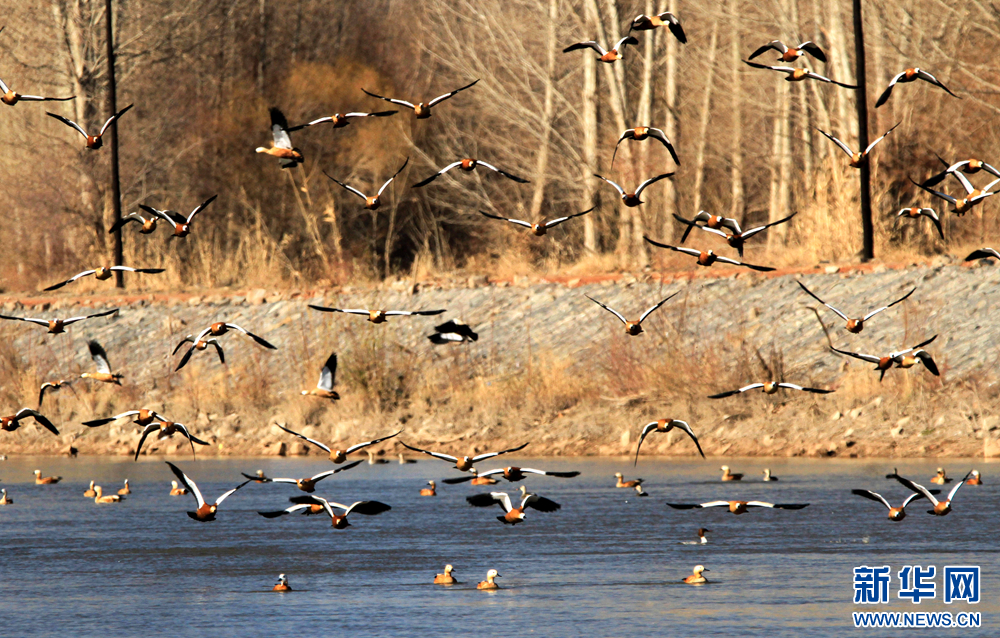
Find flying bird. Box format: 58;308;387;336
325;157;408;210
428;320;478;344
308;304;444;323
43;266;165;291
629;12;685;42
0;308;117;334
594;173;673;207
138;195;218;238
1;408;58;436
192;322;277;350
708;382;833;399
674;213;797;258
261;495;391;528
667;500;810;515
478;208;593;236
412;159;528;187
443;466;580;484
256;107;302;168
171;335;225;372
895;207;943;239
37;380;76;409
965;248;1000;262
466;485;560;525
362;79;479;118
245;460;362;493
851;488;939;521
108;212;159;235
749;40;826;63
165;462;250;522
83;409;167;428
830;335;939;382
276;424;401;463
302;352;340;399
921;157;1000;189
399;441;529;472
287;109;397;131
742;60;856;88
911;173;1000;216
563;36;639;63
81;341;123;385
45;104;133;150
886;469;972;516
875;68;958;108
135;421;209;461
644;237;775;271
816;123;899;168
0;76;74;105
676;211;742;242
612;127;679;166
634;419;704;463
585;292;678;336
795;280;915;333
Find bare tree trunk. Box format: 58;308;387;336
728;0;744;219
692;22;719;214
827;0;856;139
767;79;792;249
528;0;560;221
581;49;599;252
660;0;681;240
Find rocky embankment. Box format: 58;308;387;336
3;258;1000;460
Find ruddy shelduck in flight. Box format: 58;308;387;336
586;292;678;336
644;236;776;272
302;352;340;399
896;207;943;240
612;127;679;166
887;469;972;516
246;460;362;493
595;173;673;207
46;104;133;150
256;107;302;168
308;304;445;323
362;79;479;119
749;40;826;63
412;159;528;188
466;485;560;525
630;12;686;42
0;308;117;334
276;424;401;464
479;208;593;236
135;421;209;461
0;76;73;105
830;335;939;382
287;109;397;131
166;461;250;522
325;158;409;210
81;341;123;385
138;195;218;239
1;408;58;436
743;60;856;88
875;68;958;108
667;500;809;515
675;212;797;258
634;418;704;463
399;441;529;472
563;36;639;63
795;280;915;333
709;381;833;399
44;265;165;291
816;123;899;168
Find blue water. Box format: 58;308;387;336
0;455;996;637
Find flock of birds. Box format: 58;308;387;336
0;11;995;590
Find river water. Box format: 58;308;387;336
0;455;996;637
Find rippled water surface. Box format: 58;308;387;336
1;455;997;637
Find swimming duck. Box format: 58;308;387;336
629;12;685;42
413;159;528;188
362;80;479;119
683;565;709;584
830;335;939;382
34;469;62;484
749;40;826;63
0;308;118;334
466;485;560;525
967;470;983;485
309;304;446;323
135;421;209;461
586;292;678;337
302;352;340;399
614;472;643;488
477;569;501;590
43;265;165;291
138;195;218;239
191;322;277;350
84;480;97;498
479;208;593;236
325;158;410;211
399;441;529;472
288;110;397;131
420;480;437;496
84;409;166;428
709;382;833;399
875;68;958;108
912;172;1000;216
796;280;915;334
634;418;704;463
367;450;390;465
250;460;362;493
762;469;778;482
118;479;131;495
434;565;458;585
720;466;743;481
46;104;133;150
108;212;158;235
743;60;857;88
680;528;710;544
165;462;250;522
643;237;775;272
674;213;797;258
564;36;639;63
851;487;938;521
887;470;972;516
896;207;943;239
611;127;679;167
0;76;74;105
169;480;188;496
930;468;952;485
443;466;580;485
38;379;77;409
256;107;302;168
171;335;225;371
667;500;809;515
817;123;900;168
595;173;673;207
2;408;59;436
261;495;391;529
276;425;401;463
79;341;123;385
272;574;291;592
0;488;11;505
428;320;479;344
93;485;123;504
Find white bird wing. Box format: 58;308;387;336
318;353;337;391
271;123;292;150
776;383;805;391
863;122;900;155
471;442;529;462
862;287;915;321
745;501;777;508
714;254;746;266
855;489;892;510
493;492;514;512
46;112;89;138
900;492;924;508
699;501;732;508
594;174;626;196
426;79;479;107
635;172;673;196
565;41;608;56
215;480;251;507
14;317;52;327
0;77;8;93
639;291;679;322
738;383;766;393
891;474;939;506
377;157;409;196
954;171;975;195
946;472;973;502
186;194;218;223
276;424;331;453
166;462;205;508
586;295;628;325
816;128;855;157
344;430;402;455
399;442;458;463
